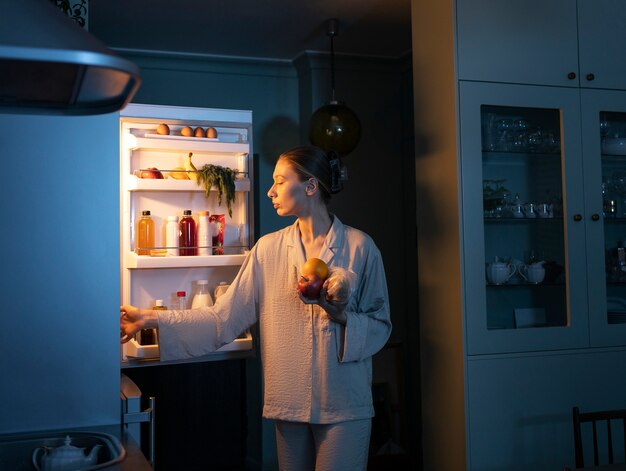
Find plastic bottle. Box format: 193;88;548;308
165;215;179;256
197;210;211;256
136;210;155;255
179;209;197;256
175;291;187;310
191;280;213;308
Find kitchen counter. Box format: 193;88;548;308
0;423;152;471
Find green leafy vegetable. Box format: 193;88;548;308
196;164;237;217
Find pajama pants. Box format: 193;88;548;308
274;418;372;471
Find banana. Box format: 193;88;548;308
185;152;199;182
169;167;190;180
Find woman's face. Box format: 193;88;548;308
267;158;309;217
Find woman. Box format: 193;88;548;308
120;145;392;471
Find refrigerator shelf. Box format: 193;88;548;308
125;252;248;269
130;135;249;154
125;175;251;192
123;331;253;361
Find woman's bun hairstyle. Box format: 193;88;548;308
278;145;347;204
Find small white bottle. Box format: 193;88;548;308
197;210;211;256
165;215;179;256
191;280;213;308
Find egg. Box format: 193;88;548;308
180;126;193;137
194;127;205;137
156;123;170;135
206;127;218;138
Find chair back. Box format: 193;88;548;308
572;406;626;468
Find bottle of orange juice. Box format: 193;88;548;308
136;210;155;255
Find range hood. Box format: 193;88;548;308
0;0;141;116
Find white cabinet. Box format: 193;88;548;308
119;104;254;364
457;0;626;89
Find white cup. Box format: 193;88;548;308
486;262;516;285
519;262;545;284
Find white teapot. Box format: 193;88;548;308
486;260;516;285
519;261;546;284
32;435;101;471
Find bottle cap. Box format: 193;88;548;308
197;280;209;285
168;215;178;221
183;209;192;215
155;299;164;306
176;291;186;297
142;210;151;216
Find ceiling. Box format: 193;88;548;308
88;0;412;61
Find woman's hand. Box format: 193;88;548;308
120;305;158;343
318;273;351;324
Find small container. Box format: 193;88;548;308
209;214;225;255
140;299;165;345
191;280;213;308
175;291;187;310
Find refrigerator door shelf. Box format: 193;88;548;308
123;331;253;361
125;252;247;269
125;175;251;192
129;135;249;154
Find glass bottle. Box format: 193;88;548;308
197;210;211;256
136;210;155;255
191;280;213;308
165;215;179;256
179;209;197;256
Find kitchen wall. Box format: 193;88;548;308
0;112;121;433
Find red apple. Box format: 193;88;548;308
140;167;164;179
297;274;325;300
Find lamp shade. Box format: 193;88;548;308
309;101;361;156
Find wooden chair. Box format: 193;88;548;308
572;406;626;468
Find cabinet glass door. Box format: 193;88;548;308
581;90;626;347
461;81;588;354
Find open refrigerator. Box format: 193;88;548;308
119;103;254;364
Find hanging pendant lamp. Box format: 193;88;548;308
309;19;361;157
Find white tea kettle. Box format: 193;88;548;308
32;435;101;471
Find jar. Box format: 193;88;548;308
191;280;213;308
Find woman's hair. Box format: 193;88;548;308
278;145;343;204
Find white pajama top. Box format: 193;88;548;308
158;216;392;424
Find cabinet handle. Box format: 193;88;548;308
591;213;600;221
586;73;595;81
568;72;577;80
573;214;583;221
